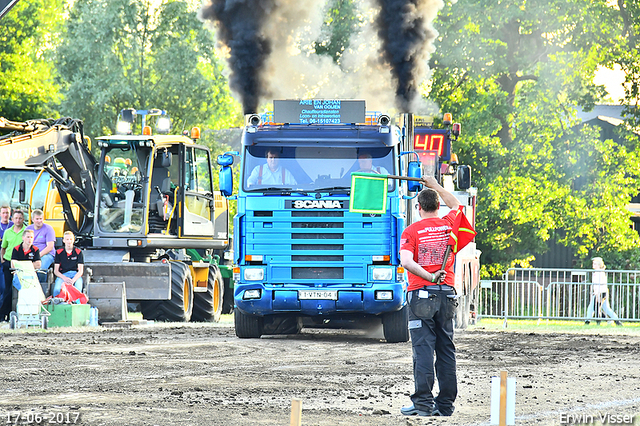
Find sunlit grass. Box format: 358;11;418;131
471;317;640;334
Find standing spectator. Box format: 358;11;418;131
399;177;461;417
52;231;84;296
0;210;25;321
26;209;56;271
0;206;14;239
585;257;622;326
10;229;41;290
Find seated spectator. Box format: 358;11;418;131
26;209;55;272
52;231;84;296
11;229;41;290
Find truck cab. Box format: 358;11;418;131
232;101;411;342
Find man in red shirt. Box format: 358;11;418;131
399;176;460;417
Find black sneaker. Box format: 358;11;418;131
615;321;623;327
400;405;431;416
584;320;590;325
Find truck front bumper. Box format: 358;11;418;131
234;282;407;317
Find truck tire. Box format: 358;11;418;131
234;309;264;338
191;265;224;322
382;305;409;343
140;261;193;322
263;316;302;335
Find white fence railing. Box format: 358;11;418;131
477;268;640;322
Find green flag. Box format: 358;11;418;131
349;172;388;214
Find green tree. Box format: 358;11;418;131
609;1;640;127
56;0;240;137
314;0;363;64
428;0;640;277
0;0;64;121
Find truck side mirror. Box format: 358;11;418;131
457;165;471;190
407;161;422;193
219;166;233;197
217;153;234;167
19;179;26;204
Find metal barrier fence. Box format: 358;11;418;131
477;268;640;323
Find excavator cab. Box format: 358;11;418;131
94;135;222;250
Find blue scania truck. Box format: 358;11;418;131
218;100;466;342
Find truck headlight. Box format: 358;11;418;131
372;267;393;281
244;268;264;281
243;289;262;300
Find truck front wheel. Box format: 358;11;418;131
382;305;409;343
234;309;264;338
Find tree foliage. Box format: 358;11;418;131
428;0;640;276
314;0;363;64
0;0;64;120
56;0;240;137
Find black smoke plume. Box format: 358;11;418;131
374;0;439;112
200;0;275;114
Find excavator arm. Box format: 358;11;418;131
0;117;98;236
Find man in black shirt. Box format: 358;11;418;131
10;229;41;291
53;231;84;296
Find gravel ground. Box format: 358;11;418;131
1;318;639;426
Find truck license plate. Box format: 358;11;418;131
298;290;338;300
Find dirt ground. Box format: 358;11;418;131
1;318;639;426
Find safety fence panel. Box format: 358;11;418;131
477;268;640;322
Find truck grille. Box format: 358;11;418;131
292;244;344;251
292;233;344;240
292;255;343;262
292;222;343;228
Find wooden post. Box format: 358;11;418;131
290;398;302;426
499;371;508;426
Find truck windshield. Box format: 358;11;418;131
97;143;149;234
242;145;395;192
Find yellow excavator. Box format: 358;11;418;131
0;115;234;322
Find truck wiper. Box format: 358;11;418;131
246;187;293;193
313;186;350;193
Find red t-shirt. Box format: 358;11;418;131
400;210;456;291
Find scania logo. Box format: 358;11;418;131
292;200;343;209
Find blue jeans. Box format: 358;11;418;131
40;253;55;271
586;292;619;320
53;271;83;296
408;287;458;416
